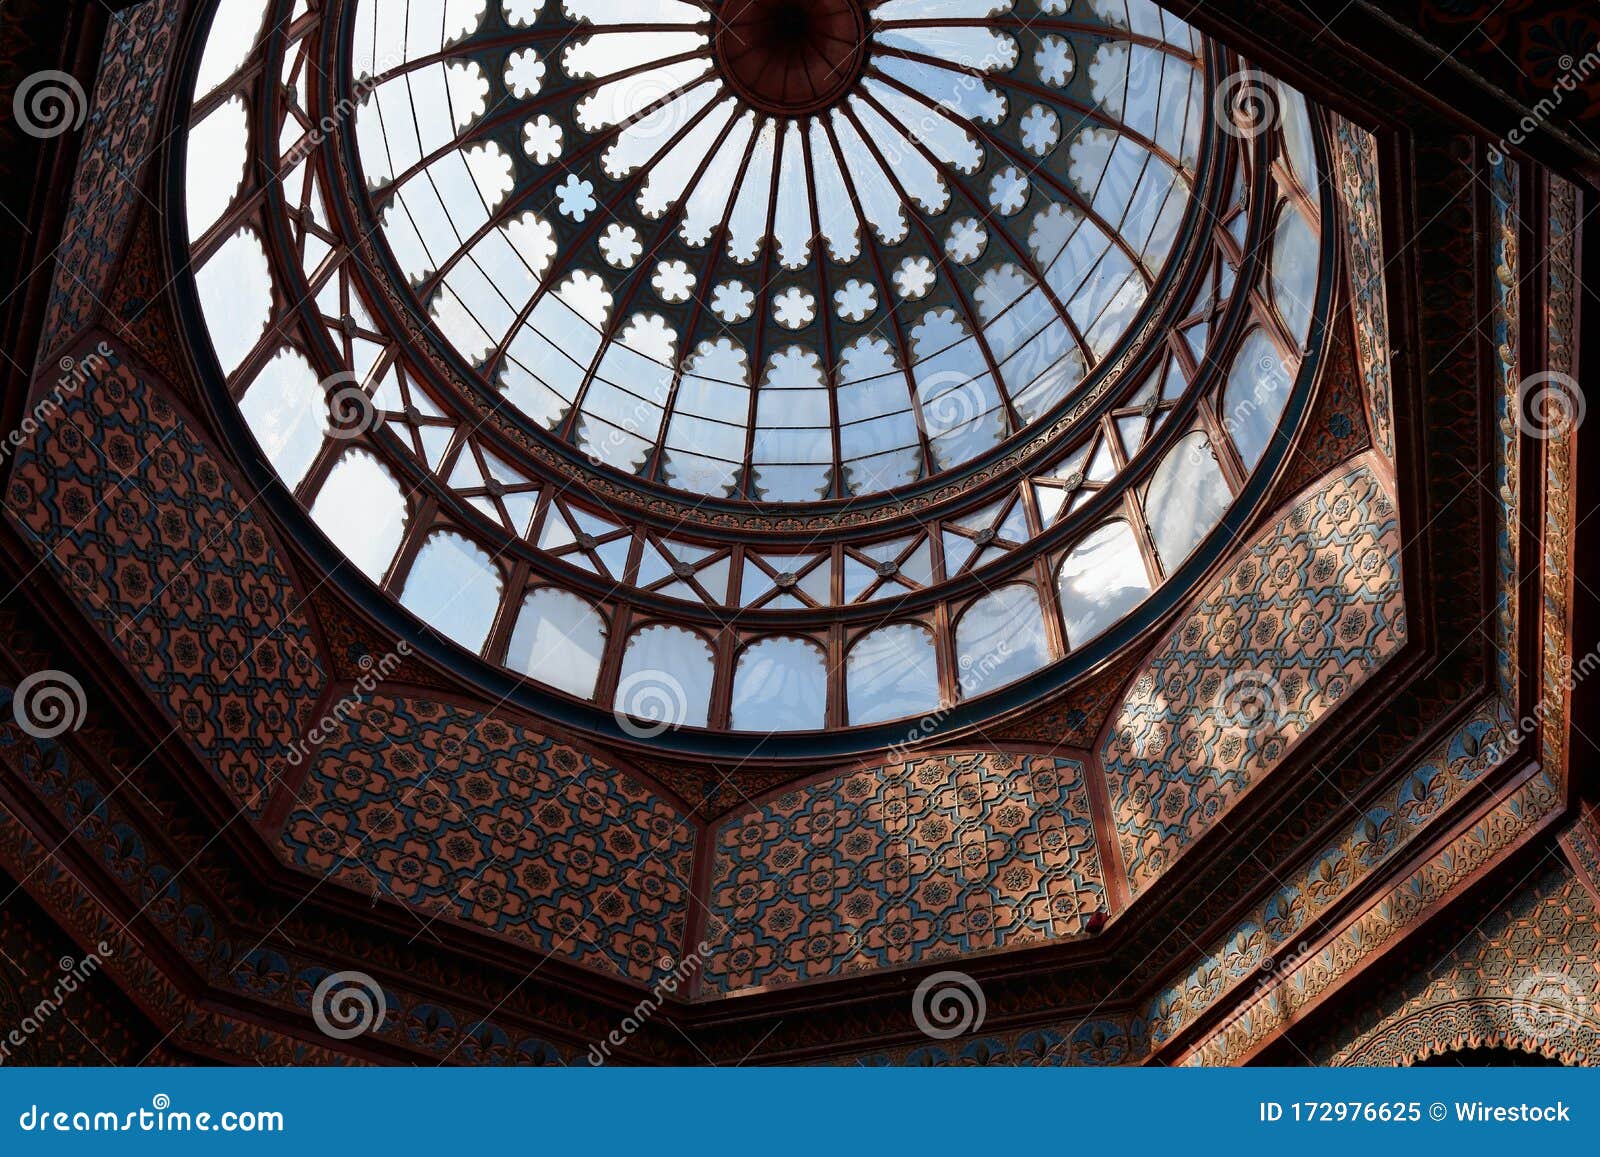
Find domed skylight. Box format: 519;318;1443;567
351;0;1206;500
179;0;1328;749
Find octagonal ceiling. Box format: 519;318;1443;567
1;0;1579;1069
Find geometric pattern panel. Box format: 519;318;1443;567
703;752;1105;997
42;0;183;354
1323;859;1600;1066
4;339;326;815
1561;803;1600;907
279;694;697;985
1103;460;1406;893
1334;116;1396;463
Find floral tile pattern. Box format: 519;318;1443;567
1102;461;1407;893
4;340;326;814
702;751;1105;995
279;694;697;984
42;0;182;357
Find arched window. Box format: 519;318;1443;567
400;532;502;653
731;637;827;732
1271;207;1320;347
616;624;715;729
1221;329;1296;471
957;584;1053;697
178;0;1331;751
308;449;407;583
1058;520;1152;649
505;589;608;700
847;624;941;726
194;228;269;375
1144;432;1230;572
238;347;329;490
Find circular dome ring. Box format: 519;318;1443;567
174;0;1334;756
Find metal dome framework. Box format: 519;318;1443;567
175;0;1332;753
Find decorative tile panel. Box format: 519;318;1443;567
280;694;697;984
4;339;326;814
1103;461;1407;892
703;751;1106;996
1333;116;1395;463
41;0;183;356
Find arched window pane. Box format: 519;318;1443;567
309;449;406;582
194;0;270;101
957;584;1053;697
1275;81;1319;209
616;624;713;729
1271;206;1319;347
399;532;502;653
238;347;327;490
195;228;271;377
506;588;607;700
185;95;248;240
1145;431;1229;571
731;637;826;732
847;624;941;726
1058;520;1152;648
1221;329;1296;471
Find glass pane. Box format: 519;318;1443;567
1145;431;1229;571
1058;520;1152;648
731;637;826;732
616;624;714;729
847;623;941;726
328;0;1211;502
506;588;608;700
1275;80;1319;209
194;0;270;100
309;449;407;582
238;347;327;490
1271;205;1319;347
1221;329;1295;470
956;584;1053;697
185;95;248;239
195;228;271;377
399;531;502;653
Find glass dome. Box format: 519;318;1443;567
348;0;1207;502
176;0;1330;750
